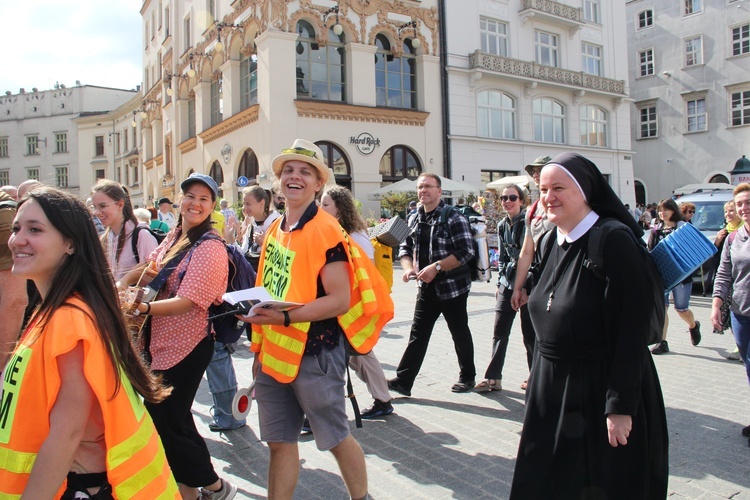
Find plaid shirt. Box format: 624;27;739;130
399;200;475;300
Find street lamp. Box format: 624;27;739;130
398;20;421;49
214;22;241;53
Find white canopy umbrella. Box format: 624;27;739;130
367;178;417;201
367;176;482;201
486;174;535;191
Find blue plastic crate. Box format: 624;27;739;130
650;223;716;291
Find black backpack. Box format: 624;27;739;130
131;226;167;263
535;218;664;346
439;205;481;282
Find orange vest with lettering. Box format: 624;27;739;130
251;210;394;383
0;297;179;499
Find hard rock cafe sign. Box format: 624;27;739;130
350;132;381;155
221;143;232;164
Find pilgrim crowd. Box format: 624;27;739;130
1;146;749;499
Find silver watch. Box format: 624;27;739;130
435;262;442;272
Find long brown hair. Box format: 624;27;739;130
20;188;170;403
323;185;367;234
242;184;272;220
92;179;138;263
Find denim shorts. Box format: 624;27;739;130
664;282;692;311
255;341;349;451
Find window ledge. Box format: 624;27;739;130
684;129;708;135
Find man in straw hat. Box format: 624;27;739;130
242;139;393;500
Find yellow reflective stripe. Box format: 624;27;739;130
361;288;376;304
355;267;369;281
0;448;36;474
107;415;153;469
262;351;298;378
0;492;20;499
264;326;306;355
251;329;263;346
113;441;176;499
348;316;378;348
339;302;364;330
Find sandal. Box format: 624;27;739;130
474;379;502;392
520;380;528;391
451;380;476;393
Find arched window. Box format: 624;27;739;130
477;90;516;139
375;34;417;109
295;20;346;101
238;148;259;184
210;77;223;127
579;105;607;147
709;174;729;183
634;180;646;206
316;141;351;189
209;160;224;198
240;54;258;109
533;98;565;143
379;145;421;182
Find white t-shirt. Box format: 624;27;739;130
157;210;177;230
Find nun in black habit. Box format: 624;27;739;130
510;153;668;499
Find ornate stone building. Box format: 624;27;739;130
139;0;442;215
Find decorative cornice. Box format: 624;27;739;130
154;153;164;166
144;158;155;170
294;100;429;126
198;105;260;144
177;137;198;154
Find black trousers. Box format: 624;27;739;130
145;335;218;488
395;285;476;389
484;285;534;380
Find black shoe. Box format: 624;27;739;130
361;400;394;420
387;378;412;397
742;424;750;437
301;418;312;434
451;380;476;393
689;321;702;346
651;341;669;355
208;423;246;433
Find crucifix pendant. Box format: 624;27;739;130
546;292;554;312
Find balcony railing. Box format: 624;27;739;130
519;0;583;32
469;50;627;96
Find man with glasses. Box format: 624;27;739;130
388;172;477;395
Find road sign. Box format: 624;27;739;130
237;176;249;187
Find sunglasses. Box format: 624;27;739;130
500;195;520;202
686;210;695;214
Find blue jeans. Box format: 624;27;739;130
205;341;246;429
664;282;692;311
731;312;750;387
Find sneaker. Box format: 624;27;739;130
651;341;669;355
201;479;237;500
727;348;741;361
689;321;702;346
387;378;412;397
301;418;312;433
208;423;246;433
360;400;394;420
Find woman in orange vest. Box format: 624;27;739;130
2;187;178;499
242;139;392;500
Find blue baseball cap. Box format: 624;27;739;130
181;173;219;199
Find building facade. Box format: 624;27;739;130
0;85;136;198
444;0;636;203
139;0;442;216
626;0;750;203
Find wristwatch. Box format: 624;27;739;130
435;261;442;273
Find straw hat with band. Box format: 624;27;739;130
524;155;553;176
271;139;329;184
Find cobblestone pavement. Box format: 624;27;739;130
192;267;750;499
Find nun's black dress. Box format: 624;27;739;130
510;227;668;499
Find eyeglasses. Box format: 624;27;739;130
281;147;319;159
417;184;439;190
93;201;117;212
501;195;520;202
686;210;695;214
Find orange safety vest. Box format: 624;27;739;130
0;297;179;499
251;211;394;383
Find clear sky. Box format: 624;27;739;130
0;0;142;94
